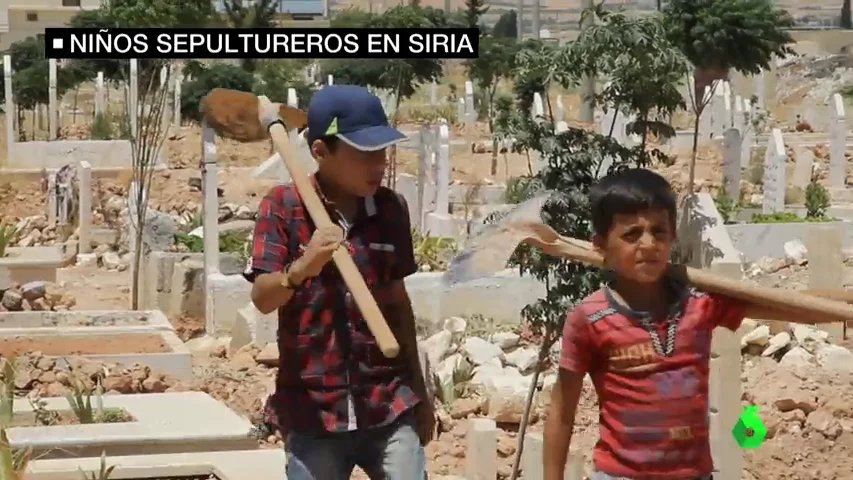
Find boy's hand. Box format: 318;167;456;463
289;225;344;282
414;401;436;446
257;95;283;131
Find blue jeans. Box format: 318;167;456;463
285;411;426;480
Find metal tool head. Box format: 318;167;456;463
443;190;558;286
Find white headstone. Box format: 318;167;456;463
4;55;14;160
792;147;814;190
173;71;182;127
828;93;847;189
95;72;105;115
555;95;564;124
48;58;57;140
722;128;742;201
78;161;93;254
762;128;786;214
129;59;138;138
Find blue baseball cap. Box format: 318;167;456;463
306;85;407;152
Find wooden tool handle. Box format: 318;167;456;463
549;236;853;324
267;122;400;358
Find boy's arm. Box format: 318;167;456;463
543;308;592;480
544;369;585;480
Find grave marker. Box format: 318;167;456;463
78;161;92;254
807;226;845;338
792;147;814;190
762;128;786;214
49;59;57;140
95;72;105;116
722;128;742;201
829;93;847;189
129;59;138;138
201;124;219;277
4;55;13;160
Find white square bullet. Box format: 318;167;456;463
52;38;63;50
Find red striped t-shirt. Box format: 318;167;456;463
560;286;745;479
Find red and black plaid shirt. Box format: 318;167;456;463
245;174;420;434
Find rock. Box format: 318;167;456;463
102;375;134;394
101;251;123;270
779;346;816;369
463;337;504;366
141;374;169;393
505;347;539;373
43;284;64;308
783;239;808;265
490;332;520;350
741;325;771;348
449;397;483;419
30;298;49;311
814;344;853;374
1;290;23;311
76;253;98;267
482;374;534;424
739;319;759;335
256;343;279;366
20;281;46;301
792;325;828;353
806;410;842;440
442;317;467;335
762;332;792;357
423;330;453;366
775;393;818;415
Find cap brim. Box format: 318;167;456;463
337;126;408;152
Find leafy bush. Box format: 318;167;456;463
0;223;17;257
805;181;830;219
749;211;835;224
174;230;249;257
412;229;457;272
89;113;113;140
180;62;255;123
713;191;740;224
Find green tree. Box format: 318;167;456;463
6;37;89;138
330;7;376;27
572;7;688;156
464;0;489;28
493;9;518;38
223;0;280;71
842;0;852;29
465;35;518;174
663;0;795;194
321;5;445;187
253;59;314;106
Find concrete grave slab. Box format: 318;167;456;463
6;140;165;171
9;392;258;459
0;328;192;381
27;449;287;480
0;246;64;284
727;221;853;263
0;310;173;335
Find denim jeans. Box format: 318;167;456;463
284;410;426;480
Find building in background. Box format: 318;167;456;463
0;0;100;50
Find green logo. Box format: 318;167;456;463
325;117;339;136
732;405;767;449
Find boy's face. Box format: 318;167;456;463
593;208;674;284
313;140;388;197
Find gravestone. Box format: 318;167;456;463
829;93;847;189
792;147;814;190
762;128;787;214
722;128;742;201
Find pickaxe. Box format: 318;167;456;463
444;191;853;325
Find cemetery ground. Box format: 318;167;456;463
2;54;853;479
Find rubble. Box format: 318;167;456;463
0;281;76;312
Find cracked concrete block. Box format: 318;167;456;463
465;418;497;480
230;302;278;352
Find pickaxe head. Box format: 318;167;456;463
443;190;560;286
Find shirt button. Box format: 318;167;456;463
345;292;353;304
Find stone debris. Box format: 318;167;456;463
0;281;76;312
740;321;853;374
3;354;183;397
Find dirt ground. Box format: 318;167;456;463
0;332;169;356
